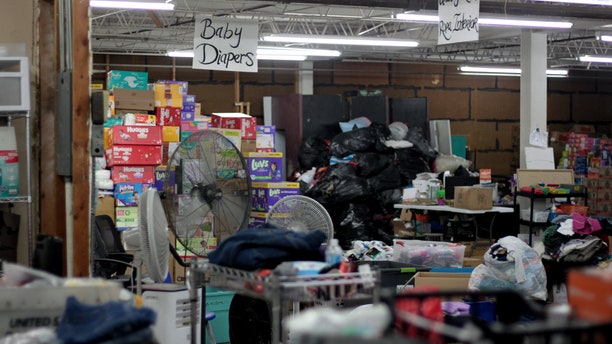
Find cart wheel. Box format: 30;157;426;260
228;295;272;344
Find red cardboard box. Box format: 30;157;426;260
155;107;181;126
111;165;155;184
106;125;163;146
567;267;612;322
211;112;256;139
105;145;162;166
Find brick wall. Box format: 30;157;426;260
93;55;612;176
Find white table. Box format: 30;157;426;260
394;203;515;254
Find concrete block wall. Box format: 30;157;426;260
94;55;612;177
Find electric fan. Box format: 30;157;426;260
161;130;251;258
265;195;334;242
122;187;170;293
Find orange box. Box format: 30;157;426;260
162;126;180;142
567;267;612;322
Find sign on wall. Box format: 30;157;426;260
438;0;479;45
192;16;259;73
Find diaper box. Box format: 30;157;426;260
106;125;163;146
114;182;152;207
245;152;283;182
111;165;155;184
251;182;300;212
105;145;162;166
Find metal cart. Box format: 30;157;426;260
186;259;381;344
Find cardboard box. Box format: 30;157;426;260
153;82;184;108
256;125;275;151
195;103;202;116
184;94;196;104
154;165;175;194
161;142;180;165
113;89;155;111
162;126;180;142
105;145;162;166
111;165;155;184
114;182;151;207
131;113;157;126
413;271;471;291
0;127;19;197
245;152;284;182
453;186;493;210
180;110;195;121
115;206;138;230
95;196;116;222
155;80;188;95
106;125;163;146
462;257;483;268
180;120;210;133
567;267;612;322
107;70;148;90
155;106;181;126
251;182;300;212
248;211;268;228
241;139;257;154
0;151;19;197
209;128;241;151
516;169;575;188
211;112;256;139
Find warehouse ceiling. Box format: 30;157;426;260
90;0;612;71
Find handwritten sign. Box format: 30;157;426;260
438;0;479;45
192;16;258;73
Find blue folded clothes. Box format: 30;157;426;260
57;296;156;344
208;225;327;270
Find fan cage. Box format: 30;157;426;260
139;188;170;283
265;195;334;242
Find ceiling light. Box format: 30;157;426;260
579;55;612;63
90;0;175;11
257;55;307;61
396;13;573;29
596;33;612;42
458;66;569;77
262;34;419;47
167;50;193;58
257;47;341;57
531;0;612;6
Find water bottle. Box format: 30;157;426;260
325;239;343;266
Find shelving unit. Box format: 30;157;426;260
514;188;588;246
187;260;380;344
0;56;33;265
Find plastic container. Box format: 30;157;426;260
205;287;235;344
325;238;343;265
392;239;465;268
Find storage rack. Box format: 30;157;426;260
514;188;587;246
0;56;33;265
186;259;381;344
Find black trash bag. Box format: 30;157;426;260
329;122;391;157
377;188;404;209
406;126;438;162
394;148;432;185
298;136;330;169
304;164;372;205
335;203;375;249
352;152;393;178
367;164;402;193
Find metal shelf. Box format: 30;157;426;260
188;260;381;344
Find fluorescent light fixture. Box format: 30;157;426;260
458;66;569;77
167;50;193;58
257;55;307;61
579;55;612;63
262;34;419;47
257;47;341;57
531;0;612;6
90;0;175;10
596;33;612;42
396;12;573;29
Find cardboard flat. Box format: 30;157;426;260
413;271;471;291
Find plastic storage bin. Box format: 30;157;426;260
393;239;465;268
205;287;235;344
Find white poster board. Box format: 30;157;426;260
438;0;479;45
192;16;258;73
525;147;555;169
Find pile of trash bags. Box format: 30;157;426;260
293;121;439;248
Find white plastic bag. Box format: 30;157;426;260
468;236;548;301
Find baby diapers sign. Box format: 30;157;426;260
0;127;19;197
192;16;258;73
